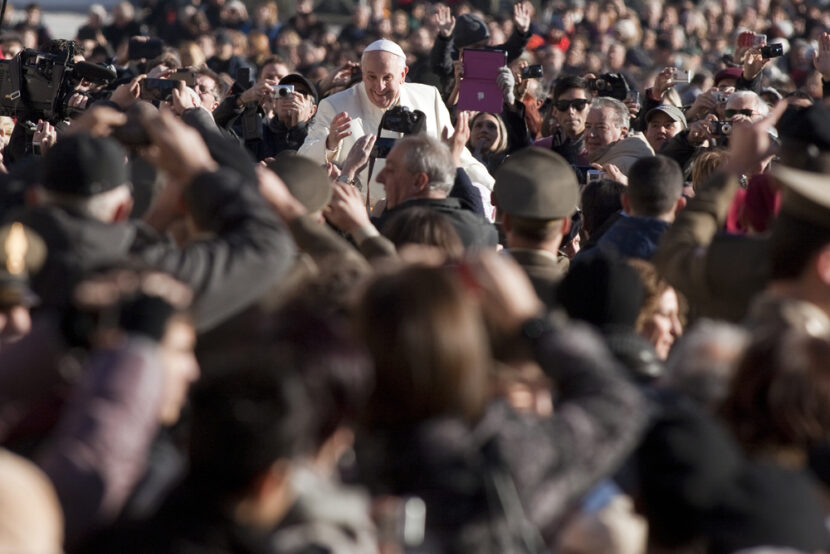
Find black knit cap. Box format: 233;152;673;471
43;134;128;196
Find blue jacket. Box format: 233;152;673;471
596;212;670;260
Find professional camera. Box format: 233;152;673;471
0;45;116;122
382;105;426;135
587;73;630;101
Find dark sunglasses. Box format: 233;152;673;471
725;108;754;118
554;99;590;111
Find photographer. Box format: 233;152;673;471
217;73;318;161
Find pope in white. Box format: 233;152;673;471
298;39;495;203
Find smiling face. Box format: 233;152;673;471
584;106;626;154
361;50;408;109
640;287;683;360
471;113;501;153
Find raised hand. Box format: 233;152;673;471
341;134;377;180
435;5;456;38
743;46;770;80
442;111;471;167
326;111;352;151
513;1;532;34
814;32;830;80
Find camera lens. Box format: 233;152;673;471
722;123;732;135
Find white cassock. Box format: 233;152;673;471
298;81;495;203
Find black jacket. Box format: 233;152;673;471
372;197;498;249
357;322;646;552
11;168;295;332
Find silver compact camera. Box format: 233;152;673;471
274;84;294;98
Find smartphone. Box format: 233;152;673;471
140;78;180;102
761;43;784;59
521;64;543;79
672;69;692;83
168;69;196;87
737;31;755;48
625;90;640;105
586;169;606;183
128;37;164;61
371;137;397;159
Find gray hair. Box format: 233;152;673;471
591;97;630;130
727;90;769;116
664;319;750;410
398;134;456;195
39;184;132;223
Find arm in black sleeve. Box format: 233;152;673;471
449;167;486;216
735;71;762;94
635;88;662;133
502;101;532;153
501;28;530;64
430;34;455;77
133;168;296;331
659;130;698;170
212;95;246;130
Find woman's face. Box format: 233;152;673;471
641;287;683;360
471;114;501;153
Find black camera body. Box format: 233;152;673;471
588;73;630;101
761;43;784;59
382;106;427;135
521;64;543;79
0;48;116;122
712;120;732;137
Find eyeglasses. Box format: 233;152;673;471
725;108;754;118
554;99;590;111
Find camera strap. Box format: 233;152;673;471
7;54;21;101
365;113;388;211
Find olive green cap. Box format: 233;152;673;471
266;152;333;213
772;164;830;230
492;147;580;220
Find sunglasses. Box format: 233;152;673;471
725;108;754;118
554;99;590;111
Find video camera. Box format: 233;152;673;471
0;47;117;122
587;73;630;101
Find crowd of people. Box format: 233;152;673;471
0;0;829;552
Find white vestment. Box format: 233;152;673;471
298;81;495;202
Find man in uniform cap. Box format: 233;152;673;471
299;38;494;203
492;147;579;306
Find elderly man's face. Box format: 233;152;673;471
725;94;763;123
645;111;682;152
362;50;408;109
376;142;420;208
584;107;626;154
